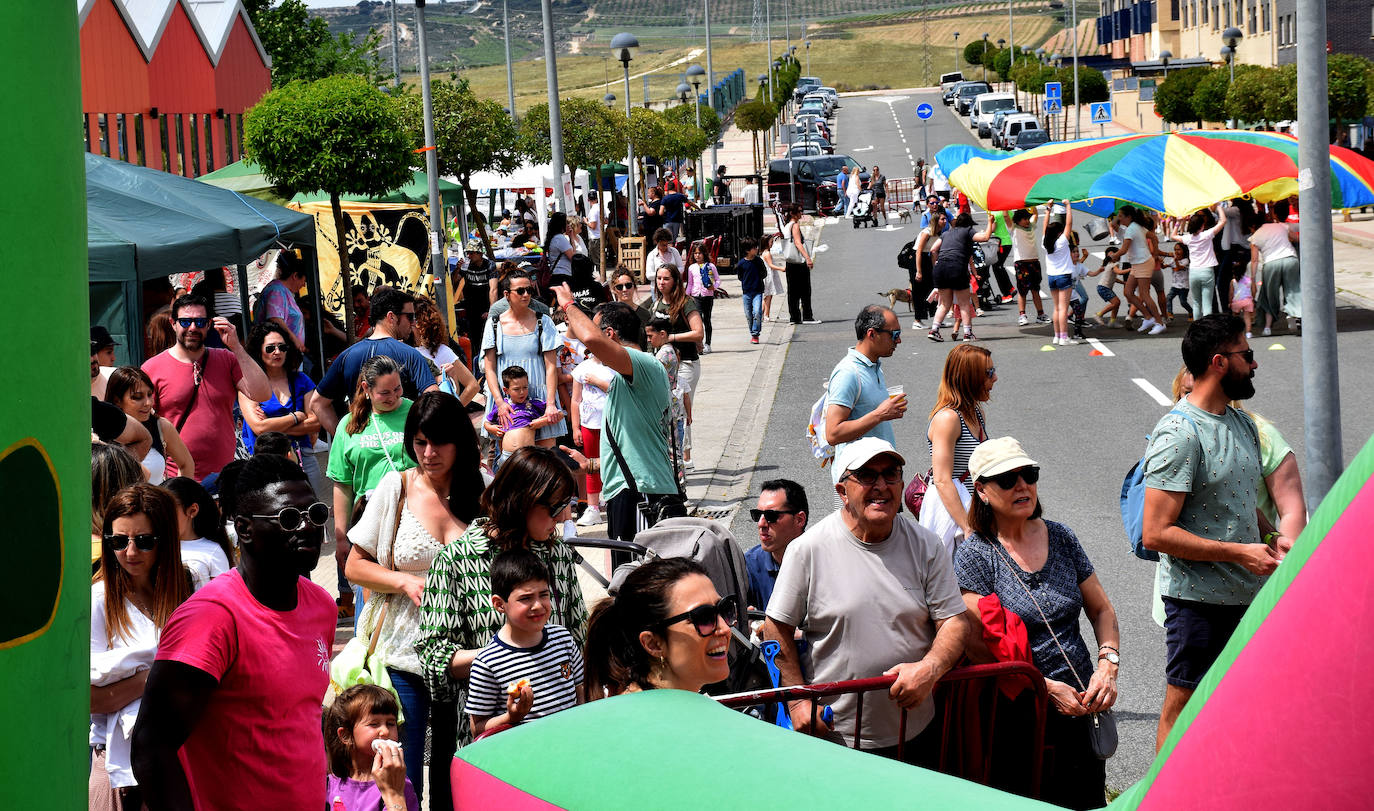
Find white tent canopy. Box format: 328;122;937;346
449;163;593;239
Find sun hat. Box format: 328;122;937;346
465;237;485;253
967;437;1038;483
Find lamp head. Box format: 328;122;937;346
686;64;706;80
1220;45;1234;60
603;92;616;106
998;38;1006;48
1222;26;1243;48
610;32;639;64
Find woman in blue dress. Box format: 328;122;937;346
237;319;321;479
481;269;565;446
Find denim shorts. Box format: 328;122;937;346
1096;284;1117;302
1047;274;1074;290
1163;596;1249;689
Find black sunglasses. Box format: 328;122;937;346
983;466;1040;490
658;595;738;637
750;508;800;523
176;317;208;329
244;501;330;532
614;283;637;291
510;287;534;296
1219;349;1255;363
263;343;290;354
841;466;904;486
105;533;158;552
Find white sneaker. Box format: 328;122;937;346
1018;313;1029;326
1137;318;1155;332
1067;335;1083;344
702;344;712;354
1149;322;1167;335
912;319;925;330
575;507;603;527
1262;326;1272;337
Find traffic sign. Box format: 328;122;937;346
1043;98;1062;114
1045;81;1062;100
916;103;934;120
1091;102;1112;124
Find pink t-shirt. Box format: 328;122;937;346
156;569;336;811
142;348;243;480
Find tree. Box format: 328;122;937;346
964;40;989;67
1327;53;1371;127
734;99;774;172
1192;68;1232;123
1155;66;1209;125
1262;64;1298;123
627;107;673;193
396;78;525;259
244;0;389;86
244;75;413;339
1224;65;1273;125
1056;66;1108;105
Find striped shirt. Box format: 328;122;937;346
464;624;584;722
927;408;986;481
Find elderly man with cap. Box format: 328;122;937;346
763;437;968;765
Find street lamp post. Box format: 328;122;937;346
805;39;811;75
982;33;989;82
687;64;706;202
1159;50;1172;132
502;0;515;116
954;32;960;73
1220;45;1234;86
765;0;774;103
1071;0;1080;139
414;0;448;328
539;0;566;212
611;33;639;237
997;38;1006;90
1222;26;1243;83
704;0;716;183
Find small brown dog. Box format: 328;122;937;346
896;208;912;223
878;288;914;313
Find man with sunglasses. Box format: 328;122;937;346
133;454;336;811
823;305;907;458
311;286;440;435
1142;313;1276;752
142;294;270;482
745;479;809;610
764;438;967;765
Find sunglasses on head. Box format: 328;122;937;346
658;595;738;636
750;508;800;523
105;533;158;552
263;343;290;354
244;501;330;532
177;317;208;329
982;466;1040;490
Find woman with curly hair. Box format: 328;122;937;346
408;294;479;404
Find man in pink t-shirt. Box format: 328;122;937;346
142;294;269;481
133;455;335;811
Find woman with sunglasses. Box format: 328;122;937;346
919;343;995;552
483;270;565;448
954;437;1119;810
608;270;641;308
584;557;732;698
105;366;195;485
347;391;485;807
641;265;704;468
90;483;193;810
417;446;588;758
238;320;321;480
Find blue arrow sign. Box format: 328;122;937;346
1090;102;1112;124
1043;98;1062;114
1045;81;1062;100
916;103;934;120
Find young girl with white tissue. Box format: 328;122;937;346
326;685;419;811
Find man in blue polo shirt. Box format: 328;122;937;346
745;479;809;610
822;305;907;456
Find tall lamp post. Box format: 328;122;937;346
687;64;706;202
805;38;812;74
1158;50;1172;132
954;31;960;73
1007;0;1014;76
981;33;990;82
997;37;1006;90
1222;26;1243;83
502;0;515;116
414;1;448;324
611;33;639;237
704;0;716;182
539;0;566;212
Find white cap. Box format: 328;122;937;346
832;437;907;486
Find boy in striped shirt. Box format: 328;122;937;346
466;550;585;736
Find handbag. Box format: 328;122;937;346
992;541;1118;760
781;229;806;264
903;469;932;515
329;473;408;714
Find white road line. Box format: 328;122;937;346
1085;338;1115;356
1132;378;1172;406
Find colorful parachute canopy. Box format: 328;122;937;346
452;689;1057;809
936;130;1374;217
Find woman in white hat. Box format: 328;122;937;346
953;436;1120;810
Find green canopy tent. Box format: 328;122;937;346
86;153;317;365
199;160;463;206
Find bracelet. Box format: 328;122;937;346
561;299;577;313
292;411;301;425
1098;645;1119;654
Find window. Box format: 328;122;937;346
203;113;215;173
115;113;128;161
173;114;186;176
234;114;243;158
133;113;145;166
1248;2;1257;35
223;114;234;163
158;114;171;173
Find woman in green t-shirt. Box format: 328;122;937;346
325;355;415;618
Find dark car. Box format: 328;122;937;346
1013;128;1052;151
768;155;861;212
953;81;992;115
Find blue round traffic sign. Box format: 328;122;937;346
916;103;934;120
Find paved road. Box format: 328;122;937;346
729;89;1374;792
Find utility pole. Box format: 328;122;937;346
1296;0;1342;504
414;1;448;329
389;0;400;86
1007;0;1013;79
540;0;566;212
503;0;516;117
1071;0;1079;138
705;0;717;181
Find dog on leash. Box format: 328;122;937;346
878;288;915;313
896;208;912;223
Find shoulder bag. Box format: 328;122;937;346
781;224;807;264
603;415;687;531
176;350;209;432
992;540;1117;759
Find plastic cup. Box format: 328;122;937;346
887;385;905;399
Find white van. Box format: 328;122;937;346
939;71;965;95
971;92;1018;138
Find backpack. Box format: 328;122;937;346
805;387;834;466
896;240;917;271
1121;407;1247;562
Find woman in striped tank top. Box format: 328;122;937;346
918;344;995;552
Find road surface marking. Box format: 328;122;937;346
1132;378;1172;406
1085;338;1115;356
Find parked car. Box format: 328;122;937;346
987;109;1019;146
768;157;843;212
939;71;965;100
996;114;1041;150
787;144;825;158
953;81;992;115
970;92;1017;137
799;97;830;117
794;76;822;102
1012;128;1052;151
796;117;832;142
816;87;840;108
803;92;835;115
790;135;834;154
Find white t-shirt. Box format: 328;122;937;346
1250;222;1297;263
1121;222;1151;264
571;358;612;430
1044;235;1074;277
1010;223;1036;263
416;343;459;383
585;204;602;239
740;184;761;205
1184;229;1220;268
181;537;232;590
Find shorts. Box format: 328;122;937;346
1047;274;1074;291
1096;284;1117;303
1129;259;1156;280
932;258;971;291
1230;297;1254;313
1013;260;1042;296
1163;596;1249;689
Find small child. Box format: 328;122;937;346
325;684;419;811
484;366;552;467
1165;243;1193;319
686;244;721;353
1091;256;1124;328
1230;265;1255;338
1067;245;1092;342
734;237;765;343
466;550;585;736
646;318;688;481
571;353;613;527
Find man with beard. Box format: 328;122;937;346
1143;313;1276;750
142;295;269;481
133;454;336;811
823;305;907;457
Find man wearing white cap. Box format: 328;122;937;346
764;437;968;764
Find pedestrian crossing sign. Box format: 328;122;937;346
1091;102;1112;124
1043;98;1062;114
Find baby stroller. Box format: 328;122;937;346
850;189;878;229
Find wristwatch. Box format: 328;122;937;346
1098;651;1120;665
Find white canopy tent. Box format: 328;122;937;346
451;163;592;239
